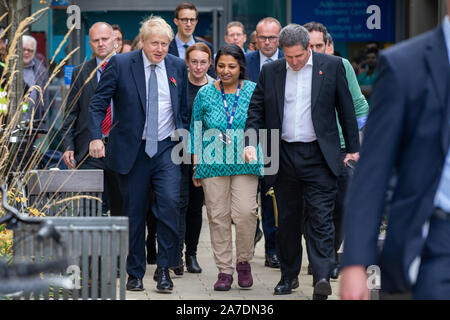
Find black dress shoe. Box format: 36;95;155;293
330;264;340;279
265;253;281;268
186;255;202;273
170;259;184;276
156;268;173;293
126;276;144;291
313;278;332;300
274;277;298;295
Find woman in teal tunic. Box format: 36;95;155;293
190;44;263;291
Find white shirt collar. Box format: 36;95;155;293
175;34;195;47
286;49;313;71
142;50;166;71
260;48;279;63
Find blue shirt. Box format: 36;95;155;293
175;34;195;60
443;16;450;65
433;16;450;211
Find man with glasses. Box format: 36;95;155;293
224;21;247;53
22;34;48;123
245;17;284;271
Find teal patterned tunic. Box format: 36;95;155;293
190;80;263;179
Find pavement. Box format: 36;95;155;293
126;206;340;300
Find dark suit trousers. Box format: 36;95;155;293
274;140;337;281
176;163;205;260
413;213;450;299
260;178;277;254
79;155;122;217
119;138;181;279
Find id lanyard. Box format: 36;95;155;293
219;80;242;131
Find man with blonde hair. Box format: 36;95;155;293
89;16;189;293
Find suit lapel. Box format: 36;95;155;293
425;27;450;153
311;52;324;112
165;55;179;115
275;60;287;122
85;59;98;94
250;52;260;83
131;50;147;112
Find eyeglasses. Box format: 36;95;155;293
257;36;278;43
178;18;197;25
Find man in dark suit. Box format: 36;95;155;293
244;24;360;299
61;22;122;216
245;17;284;269
168;2;215;77
340;2;450;300
88;16;189;293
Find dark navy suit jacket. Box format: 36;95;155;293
342;25;450;293
88;50;189;175
245;49;284;82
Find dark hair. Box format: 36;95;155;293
174;2;198;18
303;21;328;43
366;47;379;56
111;24;123;35
215;43;247;80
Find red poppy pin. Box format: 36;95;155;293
170;77;177;87
319;70;323;75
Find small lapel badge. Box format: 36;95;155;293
170;77;177;87
319;70;323;75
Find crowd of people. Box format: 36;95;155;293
6;0;450;301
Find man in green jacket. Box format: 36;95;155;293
304;21;369;279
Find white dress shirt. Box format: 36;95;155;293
282;50;316;143
259;49;279;70
142;51;176;141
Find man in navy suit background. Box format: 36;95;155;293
168;2;215;77
88;16;189;293
340;0;450;300
245;17;284;269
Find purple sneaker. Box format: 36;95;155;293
236;262;253;288
214;273;233;291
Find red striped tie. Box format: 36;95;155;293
101;61;112;136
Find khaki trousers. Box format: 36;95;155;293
202;174;259;275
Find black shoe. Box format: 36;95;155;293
126;276;144;291
156;268;173;293
330;264;340;279
313;278;332;300
274;277;297;295
170;259;184;276
307;264;313;275
265;253;281;268
186;255;202;273
254;228;263;247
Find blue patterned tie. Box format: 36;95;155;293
264;58;273;64
145;64;158;157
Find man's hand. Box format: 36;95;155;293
243;146;257;163
344;152;360;166
62;150;76;168
339;265;370;300
89;139;105;158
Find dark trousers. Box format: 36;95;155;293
259;178;277;255
274;140;337;281
120;139;181;279
79;155;123;216
413;212;450;299
176;164;205;260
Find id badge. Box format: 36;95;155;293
218;132;231;145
